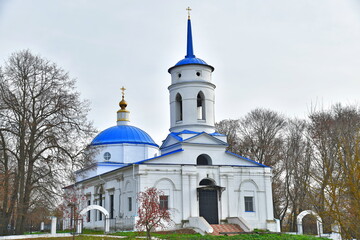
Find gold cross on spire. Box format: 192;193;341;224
186;7;192;19
121;86;126;98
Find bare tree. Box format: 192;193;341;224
281;119;312;231
216;109;287;223
215;105;360;233
237;108;286;166
307;104;360;237
215;119;240;153
0;50;95;235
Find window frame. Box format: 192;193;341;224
99;193;103;220
175;93;183;122
110;194;114;219
159;195;169;210
128;197;132;212
87;200;91;222
244;196;254;212
197;91;206;120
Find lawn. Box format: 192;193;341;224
16;233;330;240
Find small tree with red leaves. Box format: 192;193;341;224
136;187;171;240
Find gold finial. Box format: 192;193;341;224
186;7;192;19
119;86;128;110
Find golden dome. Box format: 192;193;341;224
119;97;127;110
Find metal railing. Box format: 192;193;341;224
109;216;135;232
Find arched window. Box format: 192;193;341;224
197;154;212;165
197;91;205;120
176;93;183;121
95;186;105;221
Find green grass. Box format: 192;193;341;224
52;229;109;235
111;232;329;240
18;237;120;240
14;232;331;240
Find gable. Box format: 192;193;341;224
160;133;182;149
183;132;227;146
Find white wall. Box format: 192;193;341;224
168;65;216;133
75;160;274;231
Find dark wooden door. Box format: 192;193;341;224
199;189;218;224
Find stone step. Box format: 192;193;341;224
210;224;244;235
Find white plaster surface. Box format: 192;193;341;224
68;46;279;233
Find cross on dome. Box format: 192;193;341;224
186;7;192;19
121;86;126;99
168;8;214;72
117;86;130;125
119;86;128;110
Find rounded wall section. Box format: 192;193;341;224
154;178;180;224
168;81;216;133
238;180;261;227
170;65;213;85
92;144;159;164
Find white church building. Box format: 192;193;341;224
65;13;279;233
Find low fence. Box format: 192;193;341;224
61;216;135;232
109;216;135;232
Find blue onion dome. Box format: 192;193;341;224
91;125;158;147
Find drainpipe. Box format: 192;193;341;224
132;164;138;229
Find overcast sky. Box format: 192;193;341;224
1;0;360;144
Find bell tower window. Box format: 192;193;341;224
197;154;212;165
176;93;183;121
197;91;205;120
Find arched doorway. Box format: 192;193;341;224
197;179;225;224
79;205;110;233
296;210;323;236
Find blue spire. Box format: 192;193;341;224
185;19;195;58
168;11;214;72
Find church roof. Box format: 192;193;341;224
168;18;214;72
91;125;158;147
174;57;209;67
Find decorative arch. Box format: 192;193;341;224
197;91;205;120
199;178;216;186
197;154;212;165
95;185;104;194
175;93;183;121
154;178;176;211
296;210;323;236
197;177;222;224
124;180;133;192
94;185;105;221
154;177;176;190
239;179;259;191
239;180;259;214
79;205;110;233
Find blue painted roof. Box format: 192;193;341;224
91;125;158;147
172;130;226;138
168;18;214;72
175;57;209;66
160;130;227;150
225;151;270;168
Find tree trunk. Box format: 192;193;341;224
146;227;152;240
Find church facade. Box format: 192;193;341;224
65;14;279;233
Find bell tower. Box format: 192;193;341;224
168;8;216;133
